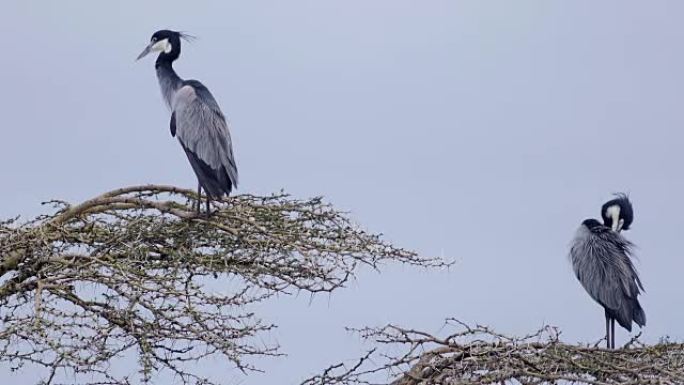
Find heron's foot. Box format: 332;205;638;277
205;199;212;217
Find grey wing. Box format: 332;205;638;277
171;81;238;196
569;226;642;312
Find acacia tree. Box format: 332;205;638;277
303;320;684;385
0;185;446;385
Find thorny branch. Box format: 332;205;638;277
303;319;684;385
0;185;447;385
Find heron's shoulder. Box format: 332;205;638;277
578;219;618;238
578;220;634;251
174;83;198;101
178;79;220;107
181;80;214;96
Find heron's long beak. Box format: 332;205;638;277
136;43;153;61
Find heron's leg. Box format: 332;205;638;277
196;183;202;215
604;310;610;349
610;318;616;349
205;197;211;216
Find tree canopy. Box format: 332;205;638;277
0;185;445;385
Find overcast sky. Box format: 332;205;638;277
2;1;684;384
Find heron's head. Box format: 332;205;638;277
136;30;194;62
601;193;633;232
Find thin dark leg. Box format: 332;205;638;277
205;196;211;216
605;312;610;349
610;318;616;349
196;184;202;215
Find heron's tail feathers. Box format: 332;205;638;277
215;166;234;196
633;300;646;327
610;297;646;331
183;146;234;198
199;166;233;198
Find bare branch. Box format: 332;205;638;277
303;320;684;385
0;185;448;385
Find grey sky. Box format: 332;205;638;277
1;1;683;384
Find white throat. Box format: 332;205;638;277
152;38;172;54
605;205;621;232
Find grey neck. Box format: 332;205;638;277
155;61;183;109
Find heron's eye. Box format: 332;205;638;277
151;37;157;42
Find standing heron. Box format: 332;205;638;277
137;30;238;214
569;194;645;349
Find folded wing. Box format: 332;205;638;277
569;225;645;330
170;80;238;197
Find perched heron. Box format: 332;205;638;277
137;30;238;214
569;194;645;349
